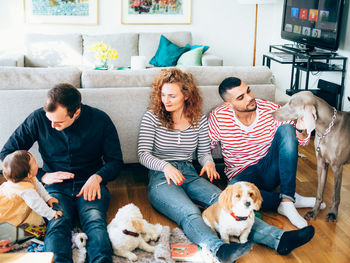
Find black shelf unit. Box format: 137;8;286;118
263;45;347;109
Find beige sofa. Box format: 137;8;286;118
0;65;275;170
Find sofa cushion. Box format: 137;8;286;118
24;34;83;67
0;67;82;90
179;66;273;86
176;47;204;66
139;32;192;67
149;35;190;67
0;90;47;168
82;68;162;88
185;43;210;53
82;33;139;68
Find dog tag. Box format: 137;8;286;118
316;147;320;152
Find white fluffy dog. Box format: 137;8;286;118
107;203;162;261
202;182;262;244
72;232;88;263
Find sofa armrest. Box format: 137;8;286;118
201;53;223;66
0;53;24;67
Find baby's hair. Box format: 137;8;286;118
2;150;31;183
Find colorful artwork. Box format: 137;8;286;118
128;0;183;15
24;0;98;24
122;0;191;24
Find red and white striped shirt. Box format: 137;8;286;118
208;99;310;181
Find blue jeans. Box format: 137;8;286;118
45;181;112;263
229;124;298;211
148;161;284;255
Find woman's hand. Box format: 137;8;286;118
163;164;186;186
199;161;220;183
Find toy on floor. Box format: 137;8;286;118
107;203;163;261
72;232;88;263
27;243;44;252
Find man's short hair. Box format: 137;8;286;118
218;77;242;101
44;83;81;118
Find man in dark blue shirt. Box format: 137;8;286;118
0;83;123;263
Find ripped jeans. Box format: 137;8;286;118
148;161;284;255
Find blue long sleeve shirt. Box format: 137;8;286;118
0;104;123;186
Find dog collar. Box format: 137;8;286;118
316;107;337;152
230;212;249;221
122;229;139;237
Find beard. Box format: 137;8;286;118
235;99;257;112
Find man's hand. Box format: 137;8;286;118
41;171;74;185
295;117;308;139
296;117;306;130
47;197;59;208
199;161;220;183
163;164;186;186
76;174;102;201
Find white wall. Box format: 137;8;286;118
0;0;279;66
0;0;348;109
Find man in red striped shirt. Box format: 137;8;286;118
209;77;321;229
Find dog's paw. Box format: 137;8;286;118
239;237;248;244
146;246;155;253
326;213;337;222
126;253;138;261
304;210;317;220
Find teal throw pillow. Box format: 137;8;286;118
185;43;210;53
149;35;190;67
176;46;204;66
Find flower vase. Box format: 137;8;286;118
95;59;109;70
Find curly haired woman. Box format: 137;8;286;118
138;68;314;263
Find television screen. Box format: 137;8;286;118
281;0;344;51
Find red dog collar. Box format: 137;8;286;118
230;212;249;221
122;229;139;237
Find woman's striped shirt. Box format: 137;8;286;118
138;110;213;171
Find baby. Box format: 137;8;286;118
0;150;62;226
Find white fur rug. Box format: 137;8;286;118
113;226;191;263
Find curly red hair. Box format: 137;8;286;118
149;68;202;129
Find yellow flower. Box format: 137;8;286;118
88;41;118;62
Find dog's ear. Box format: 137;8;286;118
247;183;262;211
304;105;317;134
132;219;144;233
219;185;236;211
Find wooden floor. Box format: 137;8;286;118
106;138;350;263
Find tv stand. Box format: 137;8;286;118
263;45;347;109
282;44;310;53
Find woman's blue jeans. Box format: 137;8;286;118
44;181;112;263
148;161;284;255
228;124;299;211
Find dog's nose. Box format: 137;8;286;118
245;201;251;207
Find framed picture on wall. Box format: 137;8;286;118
122;0;191;24
23;0;98;25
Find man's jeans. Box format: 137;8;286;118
229;124;299;211
148;161;284;255
45;181;112;263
